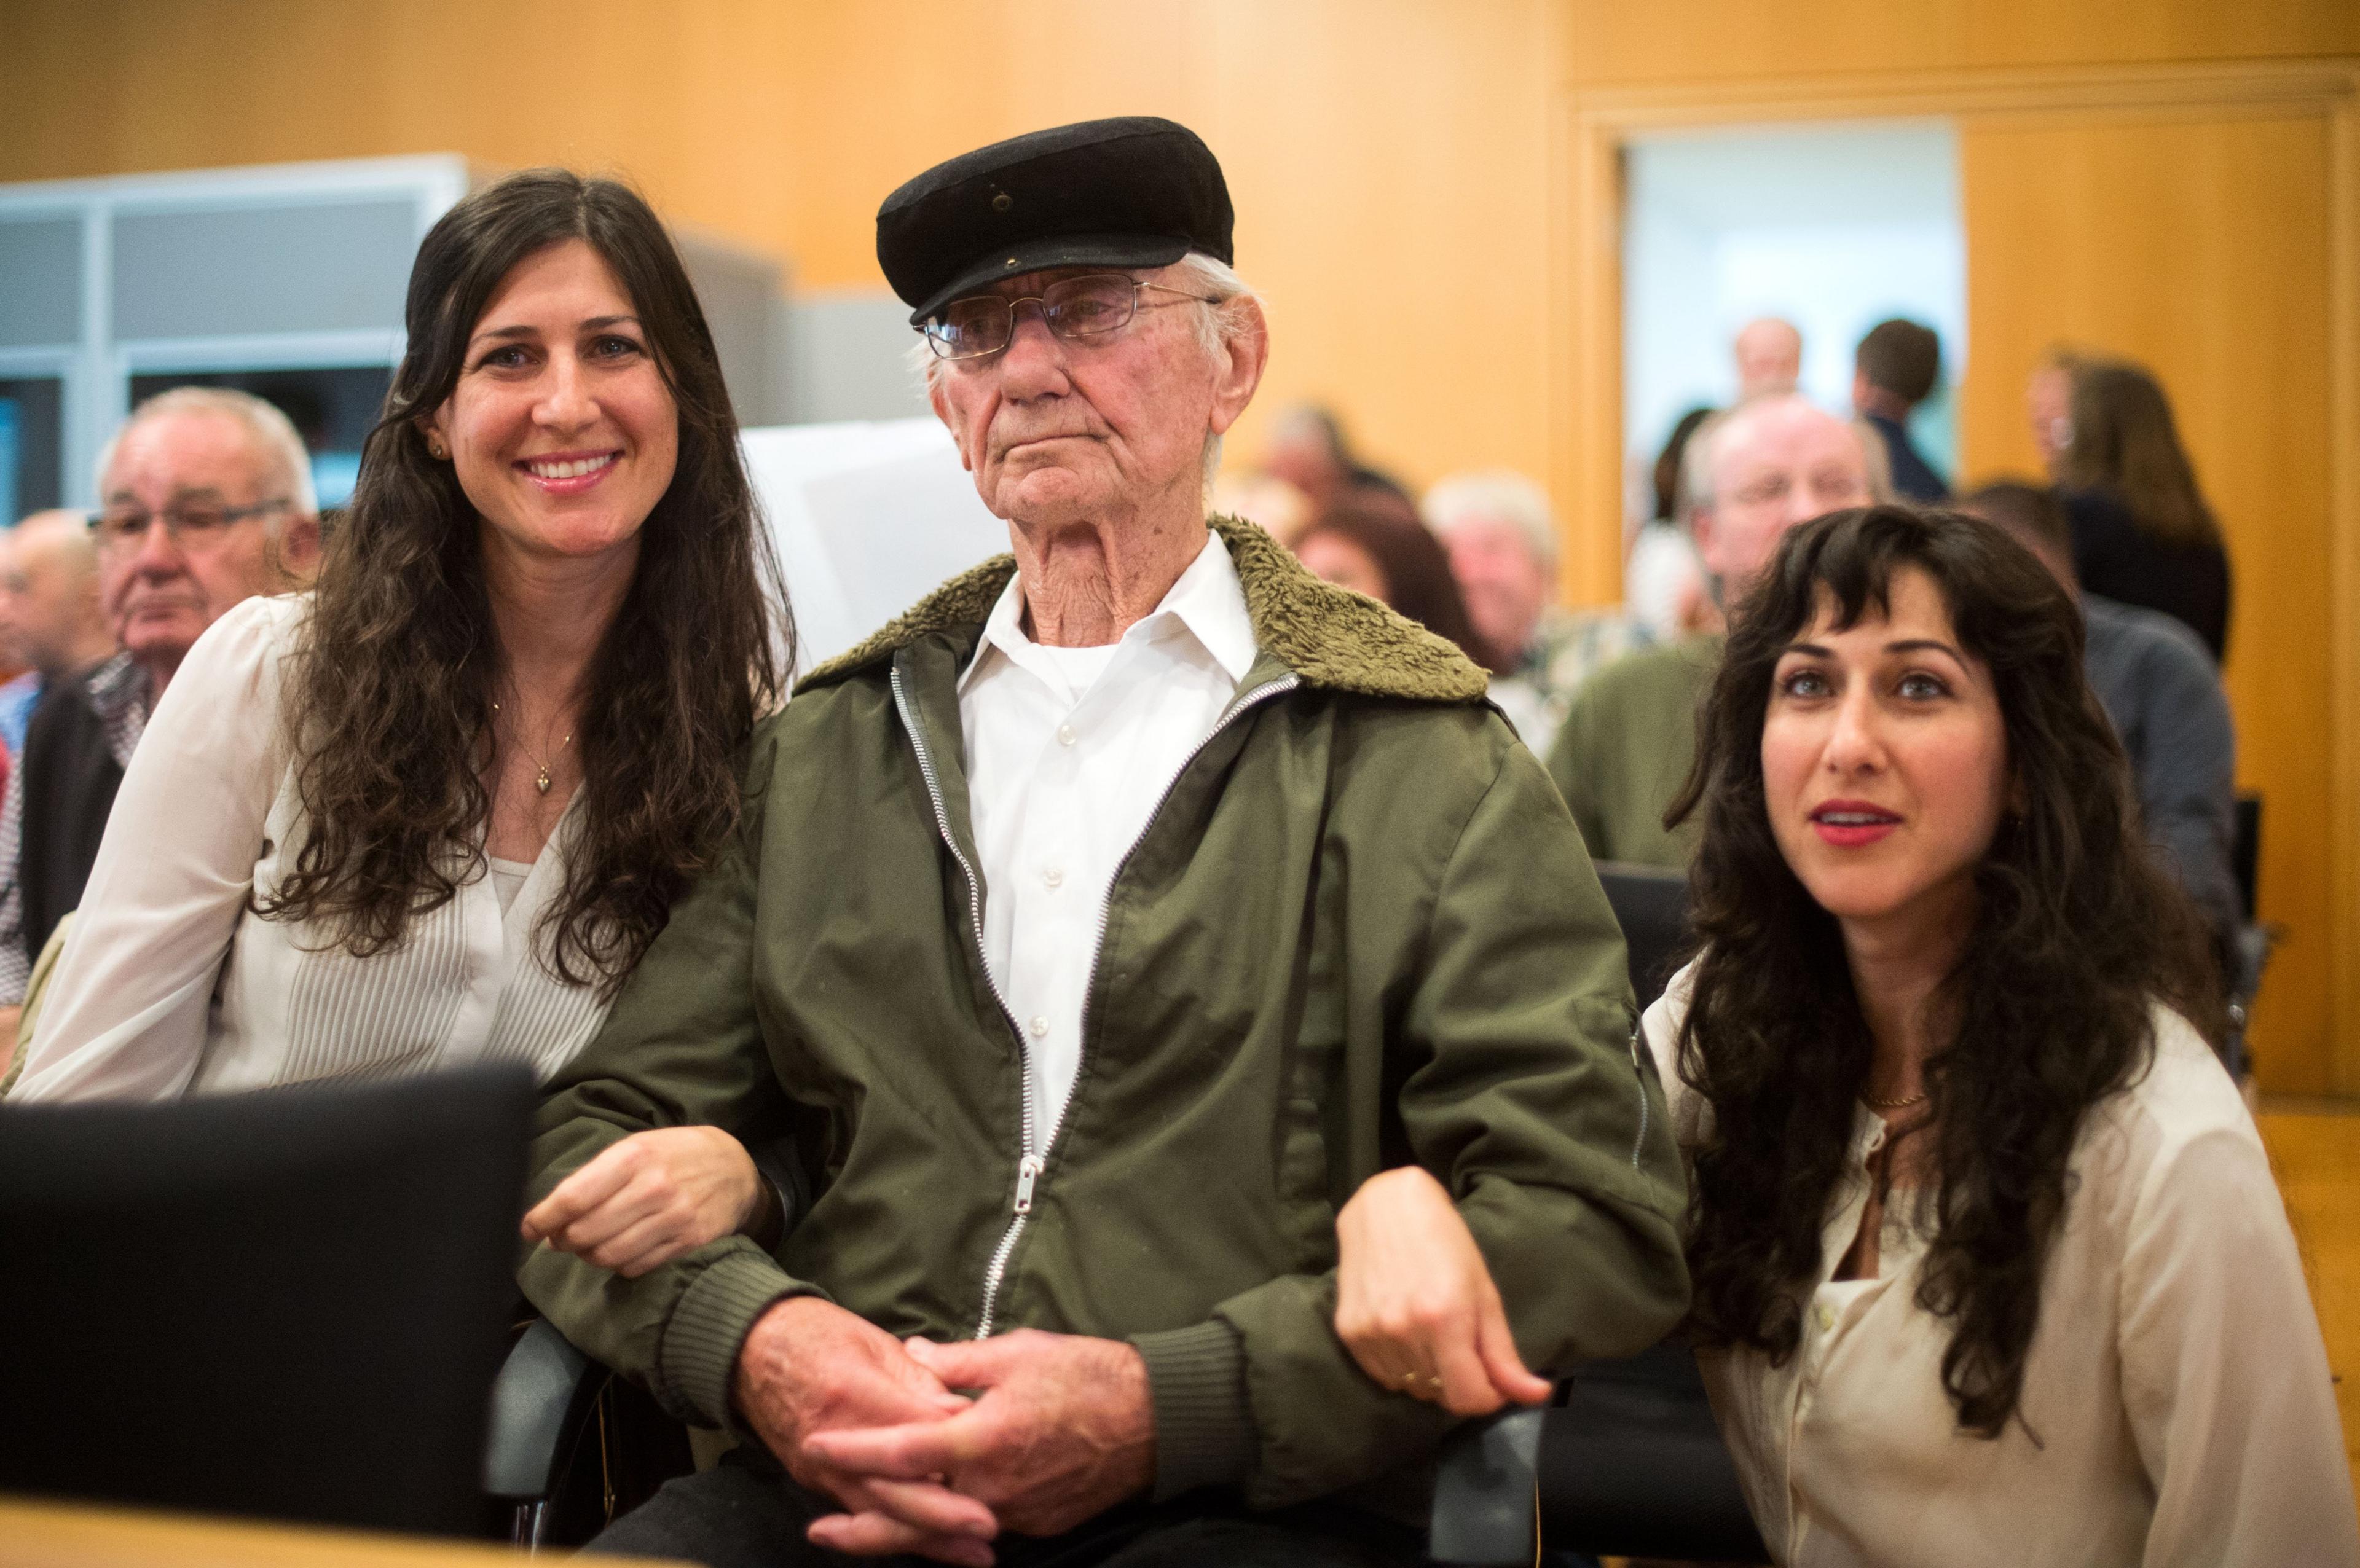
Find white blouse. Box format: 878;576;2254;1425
1644;961;2358;1567
12;595;612;1102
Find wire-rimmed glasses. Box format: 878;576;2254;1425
87;499;290;556
921;273;1217;361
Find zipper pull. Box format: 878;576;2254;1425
1013;1154;1044;1215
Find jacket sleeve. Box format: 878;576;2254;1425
516;737;811;1429
1179;739;1692;1508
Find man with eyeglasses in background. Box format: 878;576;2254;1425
1546;393;1887;868
0;387;318;1064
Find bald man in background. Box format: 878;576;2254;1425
1733;316;1803;400
1545;394;1885;866
0;511;119;761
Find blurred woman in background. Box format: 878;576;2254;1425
1291;493;1490;665
1328;507;2350;1564
2035;353;2231;660
15;170;792;1278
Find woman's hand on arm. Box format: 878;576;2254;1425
521;1125;768;1279
1332;1165;1555;1417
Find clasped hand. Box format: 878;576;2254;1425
738;1298;1155;1566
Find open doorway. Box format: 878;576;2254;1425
1621;120;1965;527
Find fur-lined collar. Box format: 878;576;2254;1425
798;514;1489;704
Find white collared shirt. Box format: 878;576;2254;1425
957;531;1257;1137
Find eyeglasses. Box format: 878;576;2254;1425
921;273;1219;361
88;499;290;555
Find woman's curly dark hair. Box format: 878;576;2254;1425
1666;504;2224;1437
256;169;791;994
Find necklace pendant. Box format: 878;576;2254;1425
535;768;551;794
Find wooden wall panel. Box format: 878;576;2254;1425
0;0;1557;502
1564;0;2360;88
1959;112;2339;1091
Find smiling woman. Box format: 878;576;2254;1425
14;170;796;1282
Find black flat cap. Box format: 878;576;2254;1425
878;116;1233;326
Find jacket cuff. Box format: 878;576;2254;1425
656;1247;811;1428
1130;1319;1256;1500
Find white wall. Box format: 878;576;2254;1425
1624;120;1966;512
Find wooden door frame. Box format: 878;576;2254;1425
1550;58;2360;1091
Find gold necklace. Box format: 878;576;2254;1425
1863;1087;1929;1110
490;700;572;794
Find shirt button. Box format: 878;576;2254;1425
1056;723;1077;747
1042;866;1064;889
1815;1302;1836;1333
1029;1016;1050;1039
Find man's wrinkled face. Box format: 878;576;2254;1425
96;412;290;666
1696;402;1873;599
927;265;1235;527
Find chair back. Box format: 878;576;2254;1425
1539;1343;1770;1561
0;1065;533;1535
2232;791;2262;923
1595;861;1691;1009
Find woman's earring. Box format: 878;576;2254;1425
427;439;447;460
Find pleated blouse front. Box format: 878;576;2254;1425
14;595;611;1102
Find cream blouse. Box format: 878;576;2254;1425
13;595;611;1102
1644;960;2358;1567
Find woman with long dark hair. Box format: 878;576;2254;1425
17;170;793;1274
2046;355;2232;659
1327;508;2351;1562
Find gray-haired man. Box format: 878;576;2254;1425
0;387;318;1049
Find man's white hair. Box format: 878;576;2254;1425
907;250;1264;487
94;386;319;519
1422;469;1557;570
1682;394;1894;513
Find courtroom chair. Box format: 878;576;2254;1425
1595;860;1691;1011
0;1065;533;1537
486;1317;696;1550
1430;1342;1769;1565
2223;792;2276;1083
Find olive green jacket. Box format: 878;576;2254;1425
1543;634;1723;870
519;519;1688;1515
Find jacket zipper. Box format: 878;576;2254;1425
893;661;1301;1339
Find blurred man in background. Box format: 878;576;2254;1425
0;511;119;761
0;387;318;1048
1852;317;1949;503
1259;402;1409;515
1546;394;1881;866
1961;480;2239;973
1733;316;1802;400
1425;469;1645;755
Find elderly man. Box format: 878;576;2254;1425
520;117;1686;1568
0;510;119;759
1545;394;1883;866
1423;469;1645;756
0;387;318;1046
1733;316;1802;400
